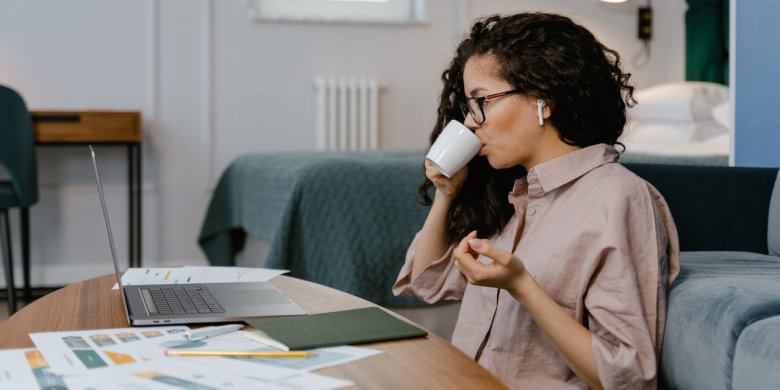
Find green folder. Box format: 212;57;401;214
246;307;428;350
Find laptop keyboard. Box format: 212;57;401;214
143;286;225;316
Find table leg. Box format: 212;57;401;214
127;143;142;268
136;143;142;268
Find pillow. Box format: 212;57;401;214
711;101;730;129
630;82;729;122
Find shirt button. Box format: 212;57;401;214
528;207;536;216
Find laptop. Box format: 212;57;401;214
89;145;306;326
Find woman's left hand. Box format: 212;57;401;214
454;231;529;292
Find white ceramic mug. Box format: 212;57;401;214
425;120;482;178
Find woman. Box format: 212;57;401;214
393;13;680;390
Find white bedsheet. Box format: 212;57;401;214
622;133;729;157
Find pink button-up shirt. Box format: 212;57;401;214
394;144;680;390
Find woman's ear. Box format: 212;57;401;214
537;99;551;126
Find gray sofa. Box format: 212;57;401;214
200;152;780;389
625;164;780;390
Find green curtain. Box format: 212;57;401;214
685;0;729;85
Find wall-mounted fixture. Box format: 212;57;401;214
634;1;653;66
601;0;653;66
638;6;653;41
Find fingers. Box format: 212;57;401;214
454;231;481;282
426;166;450;190
425;159;467;198
451;164;469;182
454;231;478;262
468;238;515;265
424;159;445;180
456;233;527;289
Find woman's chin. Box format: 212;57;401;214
486;156;509;170
486;155;524;171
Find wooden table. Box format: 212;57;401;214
0;274;507;389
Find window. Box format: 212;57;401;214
248;0;426;24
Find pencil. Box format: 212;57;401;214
164;349;312;358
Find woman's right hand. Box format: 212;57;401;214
425;159;468;202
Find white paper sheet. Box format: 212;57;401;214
112;266;289;289
29;326;191;375
74;359;353;390
234;345;383;372
0;348;350;390
28;326;380;388
0;349;70;389
123;330;382;373
112;331;306;380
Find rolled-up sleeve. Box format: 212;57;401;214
585;182;672;390
392;231;467;303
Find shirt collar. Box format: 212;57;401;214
524;143;619;195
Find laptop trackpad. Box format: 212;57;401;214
219;288;290;306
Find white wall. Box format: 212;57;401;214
465;0;687;88
0;0;685;287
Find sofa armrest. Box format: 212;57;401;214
661;251;780;390
768;170;780;256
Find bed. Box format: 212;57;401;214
198;145;727;310
198;150;430;308
620;81;730;166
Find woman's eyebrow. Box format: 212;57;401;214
468;87;487;97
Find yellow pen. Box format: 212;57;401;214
164;349;313;358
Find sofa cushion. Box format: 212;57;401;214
661;251;780;390
768;171;780;256
732;316;780;390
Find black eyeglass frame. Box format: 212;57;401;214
460;88;522;125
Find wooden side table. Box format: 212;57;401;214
31;110;142;271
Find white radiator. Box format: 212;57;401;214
314;76;380;151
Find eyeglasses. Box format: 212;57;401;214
460;89;521;125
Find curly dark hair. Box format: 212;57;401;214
419;12;635;244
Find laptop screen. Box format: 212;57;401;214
89;145;127;291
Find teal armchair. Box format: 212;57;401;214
0;84;38;315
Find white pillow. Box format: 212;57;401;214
711;101;730;129
630;81;729;122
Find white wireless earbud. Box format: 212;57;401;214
537;99;545;125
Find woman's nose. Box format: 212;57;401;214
463;113;479;131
